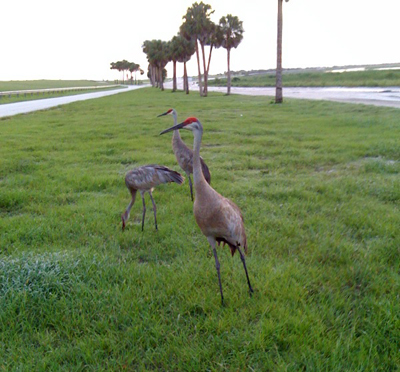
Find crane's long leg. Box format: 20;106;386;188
140;192;146;231
208;237;224;304
149;191;158;231
188;174;194;201
236;245;254;295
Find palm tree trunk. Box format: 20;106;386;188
200;42;208;96
227;48;231;95
151;65;155;87
275;0;283;103
206;44;214;84
184;62;189;94
159;66;164;91
150;65;155;87
173;61;177;92
195;41;203;96
183;62;187;92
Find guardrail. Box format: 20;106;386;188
0;85;123;99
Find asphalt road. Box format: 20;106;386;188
0;85;148;118
207;86;400;109
164;78;400;109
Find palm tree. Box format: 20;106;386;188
110;61;118;81
110;60;131;84
175;34;196;94
205;22;223;94
180;2;215;97
128;63;140;85
276;0;289;103
170;36;181;92
143;40;170;91
142;40;157;87
155;40;171;91
219;15;244;95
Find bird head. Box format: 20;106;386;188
160;117;202;135
157;108;175;117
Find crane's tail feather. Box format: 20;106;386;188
167;170;185;185
216;237;248;257
216;237;237;257
153;165;184;185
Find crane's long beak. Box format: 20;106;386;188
159;122;185;135
157;111;168;117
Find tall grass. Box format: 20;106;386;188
0;88;399;370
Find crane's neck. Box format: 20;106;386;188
172;129;182;141
192;128;206;186
172;112;182;141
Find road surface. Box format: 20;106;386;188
165;79;400;109
208;86;400;109
0;85;148;118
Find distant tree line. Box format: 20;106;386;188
110;60;144;84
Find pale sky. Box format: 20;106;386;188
2;0;399;81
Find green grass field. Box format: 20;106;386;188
209;69;400;87
0;80;114;91
1;88;399;370
0;80;124;105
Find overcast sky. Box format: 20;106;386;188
2;0;399;81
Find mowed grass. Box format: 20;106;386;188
209;69;400;87
0;80;124;105
0;86;126;106
0;88;399;370
0;80;114;91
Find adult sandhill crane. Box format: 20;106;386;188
158;109;211;201
121;164;184;231
160;118;253;304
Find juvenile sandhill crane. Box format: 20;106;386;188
160;118;253;304
158;109;211;201
121;164;184;231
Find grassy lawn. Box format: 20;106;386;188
0;80;114;91
0;88;399;370
0;86;126;106
0;80;126;105
209;69;400;87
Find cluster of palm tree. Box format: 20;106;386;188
142;2;244;96
113;1;289;102
110;60;144;84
